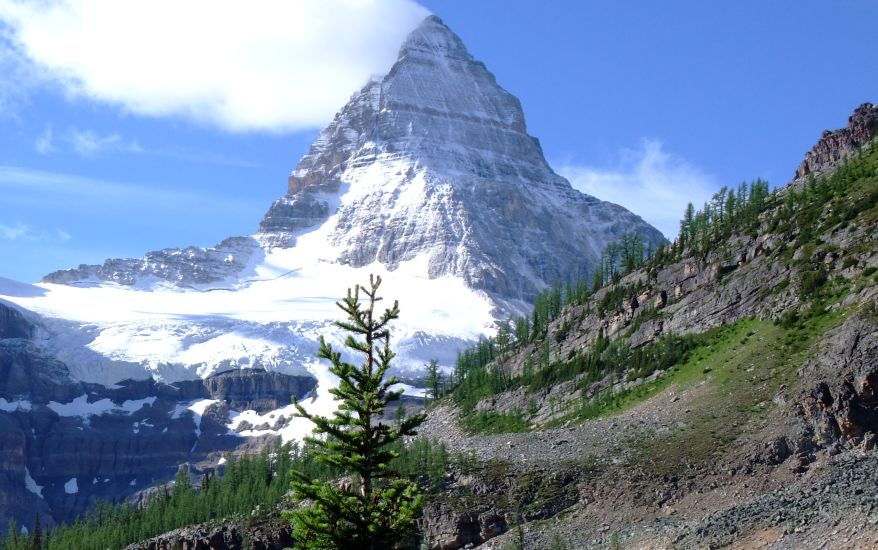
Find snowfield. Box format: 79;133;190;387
0;206;497;396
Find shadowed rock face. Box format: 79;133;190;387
258;15;664;301
0;303;31;339
0;312;317;530
204;369;316;413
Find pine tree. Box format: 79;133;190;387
285;275;425;549
425;359;441;403
31;513;40;550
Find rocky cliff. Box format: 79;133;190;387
795;102;878;180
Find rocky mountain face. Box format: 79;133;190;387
259;15;663;300
0;301;316;531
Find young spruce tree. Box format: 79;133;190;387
285;275;425;549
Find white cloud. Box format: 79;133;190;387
0;221;70;243
557;140;720;240
36;125;258;165
66;128;142;156
35;124;54;154
0;164;263;215
0;0;430;132
0;222;29;240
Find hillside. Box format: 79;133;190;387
415;103;878;549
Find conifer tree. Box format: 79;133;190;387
285;275;425;549
425;359;441;403
31;513;40;550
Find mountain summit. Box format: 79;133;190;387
258;15;663;300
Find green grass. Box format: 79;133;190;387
629;307;848;476
461;409;530;434
570;318;776;424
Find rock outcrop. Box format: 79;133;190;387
42;236;261;288
794;102;878;180
204;369;316;414
126;521;294;550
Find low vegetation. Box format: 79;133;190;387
448;140;877;435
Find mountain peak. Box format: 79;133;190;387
257;16;664;301
396;15;472;62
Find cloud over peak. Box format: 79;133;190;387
558;140;720;240
0;0;430;132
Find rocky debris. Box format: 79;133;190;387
204;369;316;413
670;451;878;549
795;102;878;180
126;520;294;550
794;316;878;453
42;236;262;288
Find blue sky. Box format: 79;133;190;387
0;0;876;283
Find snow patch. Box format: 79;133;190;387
47;394;156;419
173;398;218;438
64;477;78;494
24;468;43;498
0;398;32;412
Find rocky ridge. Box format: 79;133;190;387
795;102;878;181
43;236;262;288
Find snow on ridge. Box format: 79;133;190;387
47;394;156;419
0;232;496;387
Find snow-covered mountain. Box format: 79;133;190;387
0;15;662;527
21;15;662;390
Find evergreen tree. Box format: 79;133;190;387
425;359;441;403
31;513;40;550
285;275;425;549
